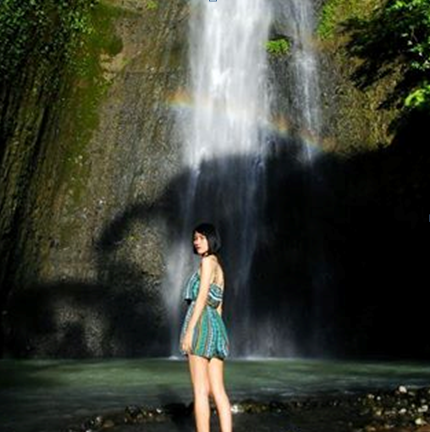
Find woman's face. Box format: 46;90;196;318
193;231;209;256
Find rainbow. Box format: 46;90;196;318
167;89;328;157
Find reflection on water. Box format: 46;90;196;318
1;358;430;431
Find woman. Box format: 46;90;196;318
179;223;232;432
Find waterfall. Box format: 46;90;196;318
165;0;271;357
278;0;325;355
282;0;321;161
165;0;321;357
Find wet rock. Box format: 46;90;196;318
231;403;245;414
359;386;430;431
67;385;430;432
269;400;287;412
101;419;115;429
124;405;143;421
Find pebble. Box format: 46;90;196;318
67;385;430;432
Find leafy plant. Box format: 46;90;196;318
405;83;430;110
344;0;430;113
0;0;99;87
265;38;290;56
387;0;430;109
146;0;158;11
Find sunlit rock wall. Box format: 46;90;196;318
3;0;188;357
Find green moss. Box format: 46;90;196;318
265;38;290;56
59;2;123;205
0;0;124;208
146;1;158;11
84;2;123;57
317;0;382;40
317;0;341;40
0;0;99;86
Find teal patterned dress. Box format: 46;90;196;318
179;271;230;359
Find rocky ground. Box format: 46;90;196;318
66;385;430;432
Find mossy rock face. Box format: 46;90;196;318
5;277;167;357
316;0;399;154
318;42;399;154
2;0;424;359
1;0;189;357
47;0;188;278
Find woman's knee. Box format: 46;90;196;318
192;375;212;398
210;384;227;402
193;382;211;399
208;360;225;396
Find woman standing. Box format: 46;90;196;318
179;223;232;432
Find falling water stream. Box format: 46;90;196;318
165;0;322;357
165;0;272;356
282;0;321;161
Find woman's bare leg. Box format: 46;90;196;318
208;358;232;432
188;354;211;432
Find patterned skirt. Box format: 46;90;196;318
179;302;230;359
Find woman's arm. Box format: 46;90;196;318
186;256;215;331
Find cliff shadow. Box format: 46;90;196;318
259;127;428;359
3;121;429;359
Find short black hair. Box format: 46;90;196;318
192;223;221;255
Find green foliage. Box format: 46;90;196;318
58;2;123;203
265;38;290;56
345;0;430;113
0;0;123;210
318;0;344;40
386;0;430;73
317;0;377;40
405;83;430;109
0;0;99;88
387;0;430;109
146;0;158;11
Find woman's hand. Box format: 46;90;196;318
182;328;194;353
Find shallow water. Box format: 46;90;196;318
1;357;430;431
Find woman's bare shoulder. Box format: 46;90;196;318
200;255;217;270
202;254;218;264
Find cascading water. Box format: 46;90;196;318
165;0;322;357
278;0;326;355
165;0;272;357
281;0;321;162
